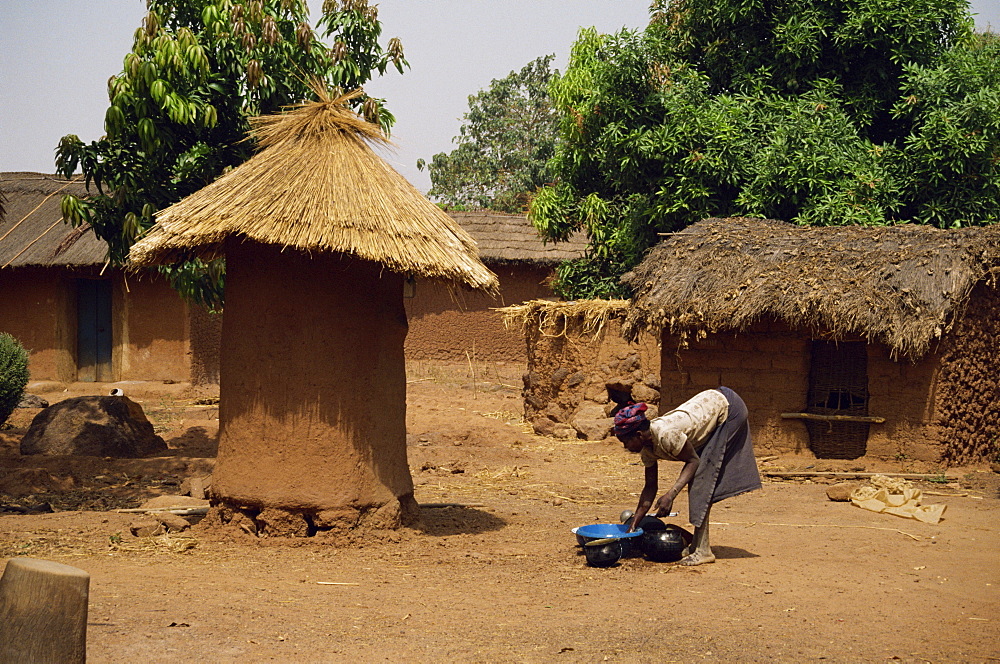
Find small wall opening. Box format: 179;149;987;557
806;340;870;459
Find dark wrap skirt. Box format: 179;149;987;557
687;387;761;528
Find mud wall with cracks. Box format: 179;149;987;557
521;317;660;440
211;240;417;536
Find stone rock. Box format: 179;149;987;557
179;475;212;499
572;418;613;441
543;403;565;422
574;404;609;421
130;519;165;537
551;424;577;439
618;355;640;373
16;394;48;409
314;507;361;530
20;396;167;457
826;483;856;502
566;371;587;388
605;379;635;406
531;417;558;437
155;513;191;533
584;384;609;403
550;367;571;388
642;374;661;390
256;507;310;537
632;383;660;405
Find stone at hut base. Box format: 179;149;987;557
256;508;310;537
19;396;167;458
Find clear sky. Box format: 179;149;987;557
2;1;998;193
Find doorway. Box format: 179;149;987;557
76;278;112;382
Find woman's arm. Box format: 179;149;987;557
653;440;700;516
627;464;659;532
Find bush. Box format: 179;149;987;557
0;333;29;427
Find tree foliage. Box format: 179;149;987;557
419;55;559;213
530;0;999;299
55;0;406;307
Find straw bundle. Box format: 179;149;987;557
498;299;629;338
128;89;498;293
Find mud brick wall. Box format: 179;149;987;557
865;346;940;461
932;284;1000;465
521;318;660;440
659;319;811;455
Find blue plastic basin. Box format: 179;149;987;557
575;523;644;540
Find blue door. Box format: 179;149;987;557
77;279;112;381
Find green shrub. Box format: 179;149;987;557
0;333;29;427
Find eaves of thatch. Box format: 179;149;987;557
128;92;498;293
0;172;107;269
448;211;587;265
621;217;1000;360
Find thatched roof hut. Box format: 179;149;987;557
127;91;500;533
128;91;497;293
622;217;1000;360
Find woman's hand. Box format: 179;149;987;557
652;493;674;517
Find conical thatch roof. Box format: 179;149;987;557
622;217;1000;359
128;91;498;293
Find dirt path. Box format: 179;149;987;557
1;363;998;663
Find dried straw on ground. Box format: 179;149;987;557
621;217;1000;359
128;89;497;293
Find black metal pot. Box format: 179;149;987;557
584;540;623;568
642;525;687;563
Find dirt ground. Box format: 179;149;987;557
1;361;998;663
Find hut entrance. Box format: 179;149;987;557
806;341;870;459
76;278;112;382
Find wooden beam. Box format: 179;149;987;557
781;412;886;423
763;471;954;480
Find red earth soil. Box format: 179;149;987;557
1;362;998;663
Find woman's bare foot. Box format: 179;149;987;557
678;550;715;566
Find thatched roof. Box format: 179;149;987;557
128;91;498;293
448;211;587;265
622;217;1000;359
0;173;106;268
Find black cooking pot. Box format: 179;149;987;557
642;525;687;563
584;540;623;568
620;510;667;533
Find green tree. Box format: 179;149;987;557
418;55;559;213
55;0;406;307
531;0;998;299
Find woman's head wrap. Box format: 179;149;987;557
613;402;649;437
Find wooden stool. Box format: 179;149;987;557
0;557;90;663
